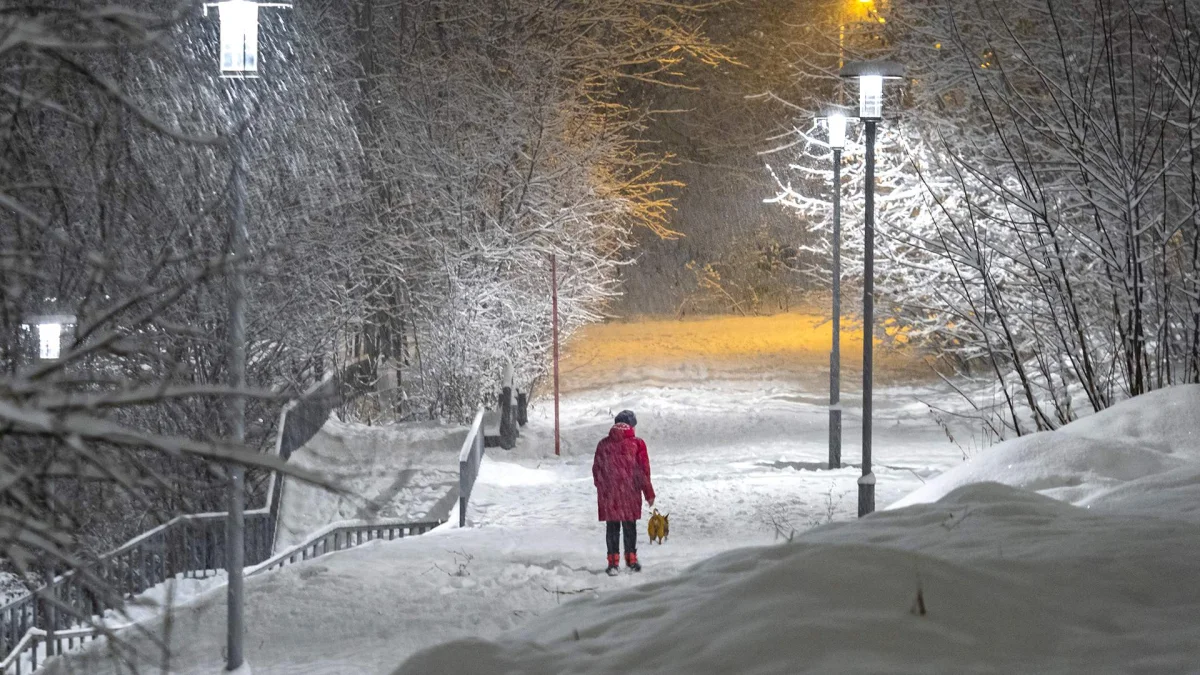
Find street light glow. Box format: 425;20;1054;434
218;0;259;75
859;74;883;119
38;323;61;360
23;314;73;360
206;1;291;77
827;113;848;149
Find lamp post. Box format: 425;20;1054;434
840;60;903;517
23;313;73;655
551;254;561;457
204;2;291;670
820;106;849;471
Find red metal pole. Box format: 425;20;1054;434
552;254;561;456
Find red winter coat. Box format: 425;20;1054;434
593;423;655;522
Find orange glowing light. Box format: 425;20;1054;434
558;313;929;392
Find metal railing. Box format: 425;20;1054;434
0;627;103;675
0;510;273;674
0;360;374;671
0;359;495;673
249;518;443;576
267;357;378;538
0;511;272;661
0;516;442;674
458;407;486;528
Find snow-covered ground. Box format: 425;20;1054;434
42;374;963;675
274;417;467;548
36;310;1200;674
403;481;1200;674
398;384;1200;674
891;384;1200;519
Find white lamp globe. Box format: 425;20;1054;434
827;112;848;149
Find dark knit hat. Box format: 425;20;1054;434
615;410;637;427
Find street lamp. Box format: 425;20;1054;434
820;105;851;471
24;314;74;361
205;1;292;78
22;312;73;655
204;2;291;671
840;60;903;517
551;254;561;457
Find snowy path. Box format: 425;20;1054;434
37;311;1200;674
475;380;960;545
45;375;963;675
398;386;1200;674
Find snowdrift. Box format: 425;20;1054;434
394;386;1200;675
395;482;1200;674
889;384;1200;517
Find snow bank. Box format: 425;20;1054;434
100;573;229;627
41;379;962;675
395;482;1200;674
889;385;1200;514
1077;463;1200;521
275;417;466;548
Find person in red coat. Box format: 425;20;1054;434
593;409;655;574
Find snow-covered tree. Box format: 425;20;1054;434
768;0;1200;436
0;3;340;609
312;0;731;419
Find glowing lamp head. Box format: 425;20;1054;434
37;323;61;360
205;1;291;77
827;112;848;149
840;61;905;121
23;314;74;361
858;74;884;119
218;0;260;76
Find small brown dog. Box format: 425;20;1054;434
647;508;669;544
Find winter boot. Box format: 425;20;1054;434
606;554;620;576
625;551;641;572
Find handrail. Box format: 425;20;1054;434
1;361;501;672
0;362;368;661
250;518;369;575
0;510;269;610
459;408;486;463
95;511;242;565
0;629;38;673
268;359;375;550
458;407;487;528
0;625;113;675
0;510;275;673
1;516;443;674
248;518;444;577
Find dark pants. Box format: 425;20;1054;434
606;520;637;555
